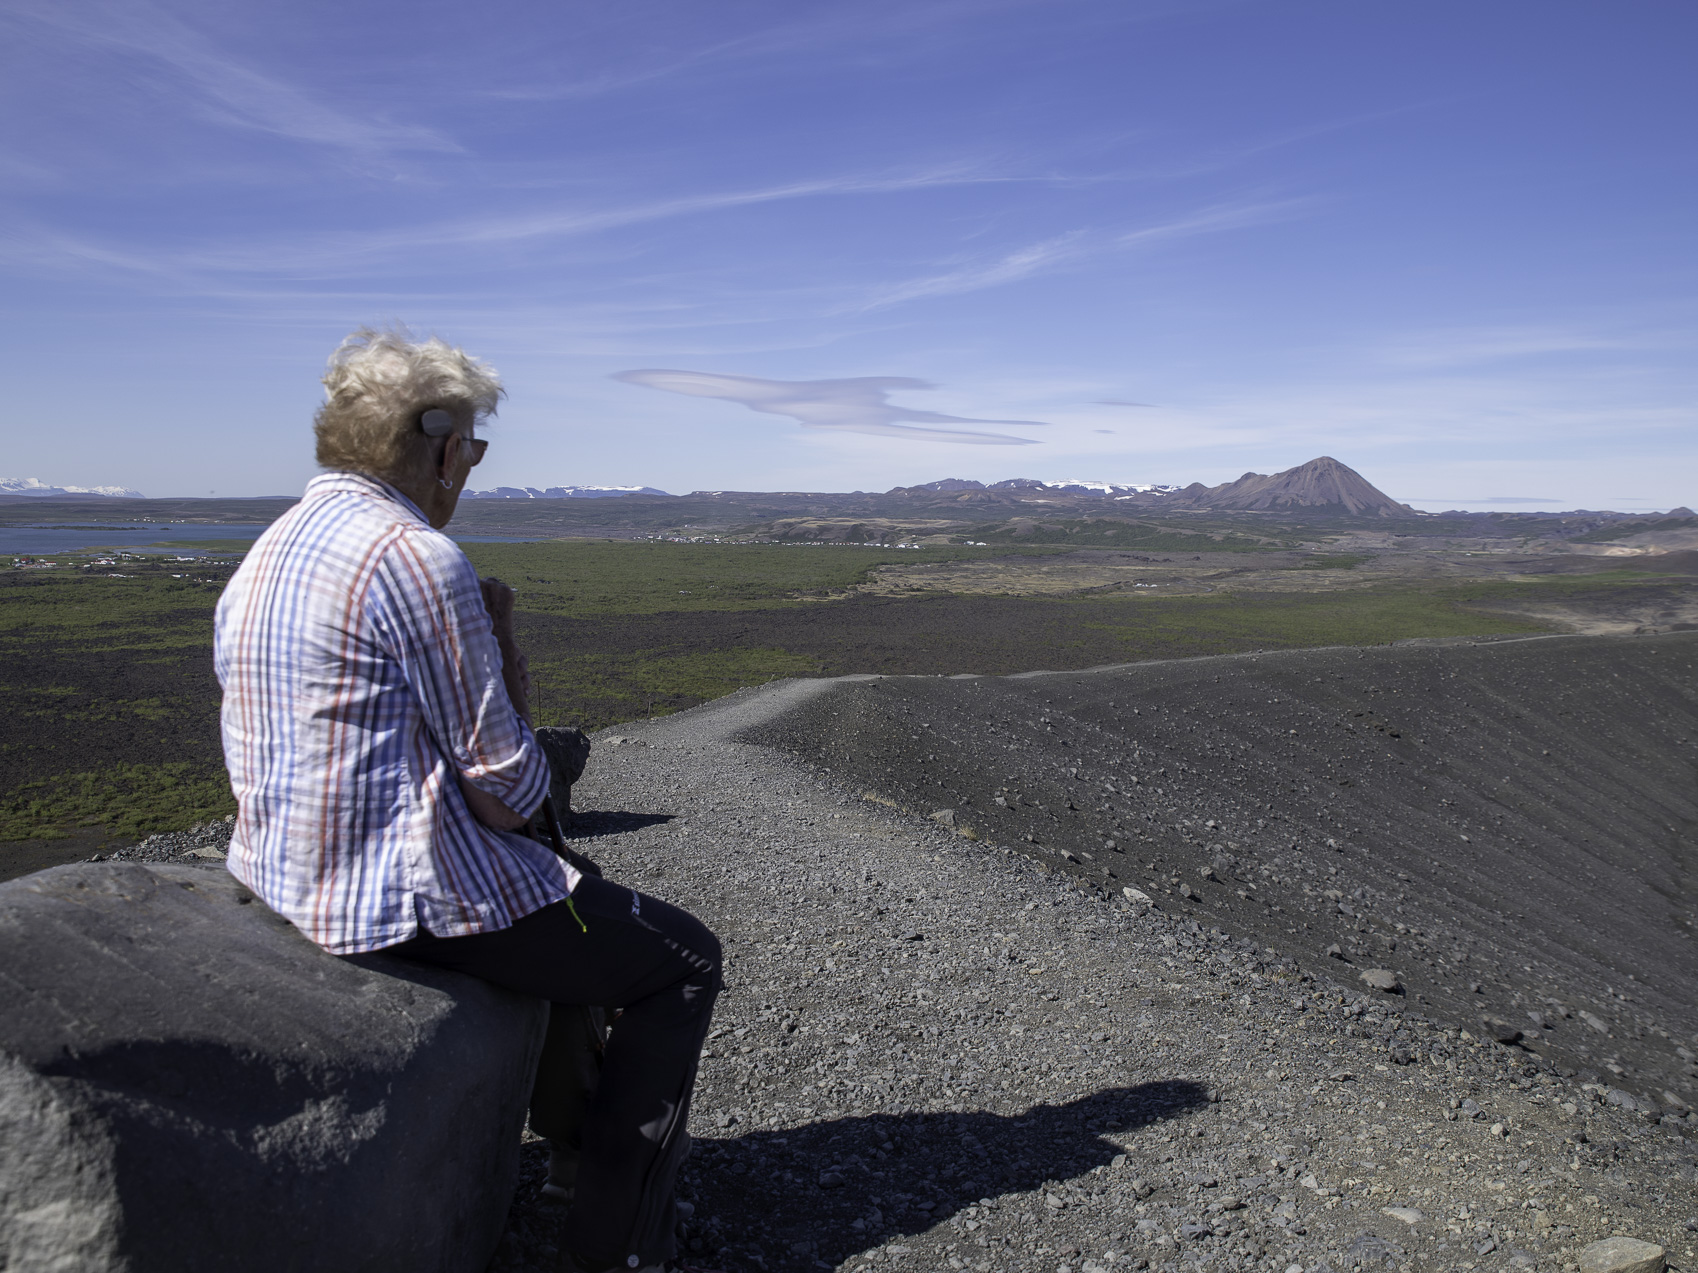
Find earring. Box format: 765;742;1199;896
439;477;453;489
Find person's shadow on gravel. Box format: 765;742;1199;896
565;810;675;838
679;1080;1210;1271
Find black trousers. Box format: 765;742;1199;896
396;875;722;1267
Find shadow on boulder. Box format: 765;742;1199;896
0;861;547;1273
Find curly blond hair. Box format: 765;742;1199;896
313;326;504;484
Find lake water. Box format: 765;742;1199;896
2;522;541;555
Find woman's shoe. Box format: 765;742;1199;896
539;1145;578;1204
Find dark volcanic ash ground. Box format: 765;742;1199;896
744;633;1698;1106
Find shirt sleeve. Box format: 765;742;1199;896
368;528;551;820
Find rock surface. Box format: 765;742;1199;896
1579;1236;1666;1273
0;861;547;1273
484;653;1698;1273
535;724;593;812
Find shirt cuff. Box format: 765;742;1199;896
458;720;551;819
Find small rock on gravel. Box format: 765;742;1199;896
1485;1017;1524;1044
1357;968;1400;992
1578;1237;1666;1273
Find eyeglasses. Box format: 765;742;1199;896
420;409;487;466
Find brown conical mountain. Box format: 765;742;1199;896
1191;456;1414;517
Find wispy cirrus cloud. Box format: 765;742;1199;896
482;0;1093;103
854;232;1089;311
849;198;1305;311
613;369;1048;444
3;164;1014;283
1372;323;1653;369
2;0;455;154
1111;198;1304;247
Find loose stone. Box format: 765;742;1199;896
1579;1237;1666;1273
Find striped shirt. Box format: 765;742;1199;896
214;471;573;954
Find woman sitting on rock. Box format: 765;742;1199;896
214;326;720;1273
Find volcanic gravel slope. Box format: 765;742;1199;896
469;646;1697;1273
745;633;1698;1104
117;639;1698;1273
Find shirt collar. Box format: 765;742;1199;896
305;471;432;527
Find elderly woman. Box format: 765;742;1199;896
215;327;720;1273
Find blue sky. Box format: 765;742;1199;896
2;0;1693;510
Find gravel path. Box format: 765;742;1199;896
480;675;1698;1273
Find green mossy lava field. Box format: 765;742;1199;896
9;536;1685;849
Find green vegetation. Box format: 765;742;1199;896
0;566;233;844
965;517;1277;551
1074;585;1543;657
457;540;1064;615
1567;516;1697;544
1290;553;1373;570
142;539;262;553
1;683;179;723
531;647;826;726
0;761;234;842
0;570;226;648
1451;570;1686;603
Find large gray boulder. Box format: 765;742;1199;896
0;862;547;1273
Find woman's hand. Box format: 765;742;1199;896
458;776;529;830
479;576;517;644
478;575;530;723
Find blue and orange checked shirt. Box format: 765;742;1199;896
214;471;576;954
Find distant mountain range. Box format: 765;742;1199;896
904;477;1183;496
0;477;143;499
458;458;1406;514
0;459;1548;520
890;457;1413;517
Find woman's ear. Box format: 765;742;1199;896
437;432;463;483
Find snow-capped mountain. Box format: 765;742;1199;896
0;477;144;498
461;485;673;500
899;477;1180;496
1047;479;1183;495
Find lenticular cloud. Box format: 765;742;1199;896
612;369;1046;445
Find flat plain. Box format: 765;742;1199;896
3;502;1694;868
